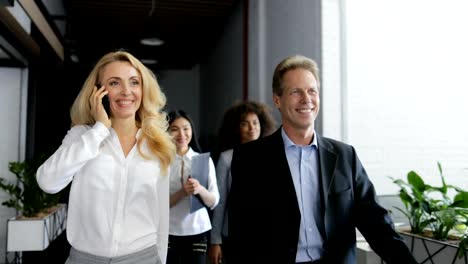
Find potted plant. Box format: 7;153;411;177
0;154;67;252
390;162;468;262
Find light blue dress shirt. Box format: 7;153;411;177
281;128;324;262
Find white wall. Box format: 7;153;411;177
346;0;468;194
321;0;344;141
322;0;468;195
0;67;28;263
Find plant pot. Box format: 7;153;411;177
397;227;468;264
6;203;67;252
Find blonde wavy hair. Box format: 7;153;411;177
70;50;175;174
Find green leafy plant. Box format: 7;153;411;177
424;163;468;240
0;154;60;218
390;162;468;258
390;170;432;234
459;236;468;258
455;221;468;258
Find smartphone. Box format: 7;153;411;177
96;83;110;115
102;95;111;116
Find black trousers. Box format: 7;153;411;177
167;232;208;264
219;235;231;264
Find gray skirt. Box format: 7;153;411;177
65;245;162;264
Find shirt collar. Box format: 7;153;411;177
281;127;318;149
176;147;197;160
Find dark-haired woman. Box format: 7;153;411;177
167;110;219;264
208;101;276;264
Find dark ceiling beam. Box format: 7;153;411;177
0;6;39;60
17;0;64;61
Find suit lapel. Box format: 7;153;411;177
317;135;337;211
270;129;301;210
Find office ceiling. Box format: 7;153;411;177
64;0;239;70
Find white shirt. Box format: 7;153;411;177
36;122;169;263
169;148;219;236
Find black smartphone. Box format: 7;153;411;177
102;95;111;116
96;83;110;115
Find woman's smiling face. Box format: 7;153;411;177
239;112;261;144
168;117;193;153
99;61;142;119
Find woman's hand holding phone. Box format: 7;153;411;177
90;85;111;128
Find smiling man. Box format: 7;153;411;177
227;55;418;264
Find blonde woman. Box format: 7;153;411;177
36;51;175;264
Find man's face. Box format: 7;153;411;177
273;68;320;131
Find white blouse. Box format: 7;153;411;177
169;148;219;236
36;122;169;263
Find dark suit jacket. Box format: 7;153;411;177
228;128;417;264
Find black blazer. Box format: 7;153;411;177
228;128;417;264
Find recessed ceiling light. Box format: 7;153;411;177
140;37;164;46
70;54;79;63
140;59;158;65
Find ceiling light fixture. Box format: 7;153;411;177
140;0;164;46
140;59;158;65
140;37;164;46
70;54;80;63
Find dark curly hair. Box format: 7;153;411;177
218;100;276;152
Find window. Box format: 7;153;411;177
323;0;468;194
